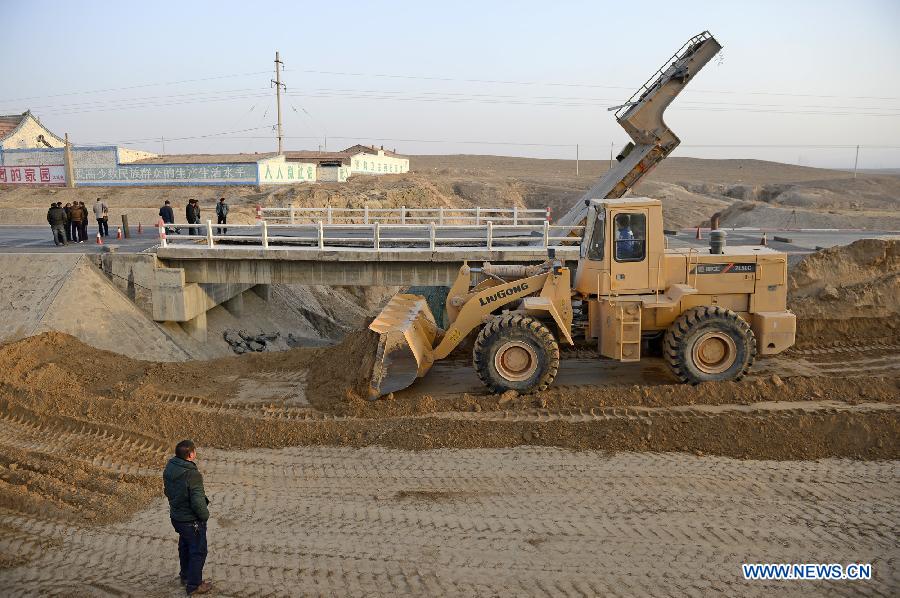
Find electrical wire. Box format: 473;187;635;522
285;68;900;102
0;70;271;104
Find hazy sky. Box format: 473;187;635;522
3;0;899;168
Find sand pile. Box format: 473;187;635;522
305;328;381;412
788;239;900;344
0;254;189;361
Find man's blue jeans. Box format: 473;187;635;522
171;519;207;592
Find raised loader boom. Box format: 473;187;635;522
558;31;723;228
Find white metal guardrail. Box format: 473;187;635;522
260;206;551;225
159;220;583;252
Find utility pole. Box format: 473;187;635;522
64;133;75;188
575;144;579;176
608;141;614;171
853;144;860;179
272;51;286;154
161;136;165;154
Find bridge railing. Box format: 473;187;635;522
260;206;551;225
159;220;583;252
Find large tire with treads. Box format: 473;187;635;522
664;306;756;384
473;314;560;394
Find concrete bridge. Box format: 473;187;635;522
103;242;579;343
155;245;579;286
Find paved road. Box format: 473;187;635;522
0;225;158;253
0;224;895;257
669;227;899;254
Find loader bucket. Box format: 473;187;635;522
368;294;440;398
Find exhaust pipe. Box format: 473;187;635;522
710;229;727;254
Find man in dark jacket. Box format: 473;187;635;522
47;203;67;246
77;201;89;242
63;203;73;242
68;201;82;242
185;199;201;236
163;440;212;595
215;197;228;235
159;200;180;234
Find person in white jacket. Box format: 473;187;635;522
93;198;109;237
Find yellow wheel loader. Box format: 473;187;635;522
368;197;796;397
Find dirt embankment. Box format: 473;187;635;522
789;238;900;345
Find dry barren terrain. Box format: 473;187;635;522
2;155;898;231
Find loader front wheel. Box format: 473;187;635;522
664;306;756;384
473;315;560;394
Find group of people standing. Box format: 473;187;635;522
46;198;109;246
158;197;229;236
46;196;231;247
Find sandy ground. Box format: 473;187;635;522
0;227;897;594
1;447;897;597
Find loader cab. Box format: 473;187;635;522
575;197;664;296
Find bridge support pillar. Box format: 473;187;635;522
180;311;207;342
252;284;272;301
223;291;244;316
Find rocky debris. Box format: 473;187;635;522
223;329;280;354
819;285;840;301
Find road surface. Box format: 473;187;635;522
0;224;896;256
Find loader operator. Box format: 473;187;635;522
615;214;640;260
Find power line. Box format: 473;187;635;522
281;90;900;117
77;126;272;146
5;64;896;112
37;92;272;117
4;86;269;113
181;134;900;150
286;68;900;102
26;87;900;119
0;70;271;105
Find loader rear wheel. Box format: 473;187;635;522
473;315;559;394
664;306;756;384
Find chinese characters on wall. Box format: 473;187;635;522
0;165;65;185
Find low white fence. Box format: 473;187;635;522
260;206;551;225
159;220;583;252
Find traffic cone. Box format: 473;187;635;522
116;227;123;240
256;204;262;221
760;232;767;246
96;232;103;245
137;222;143;235
695;226;702;240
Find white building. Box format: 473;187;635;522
345;145;409;175
0;111;65;150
